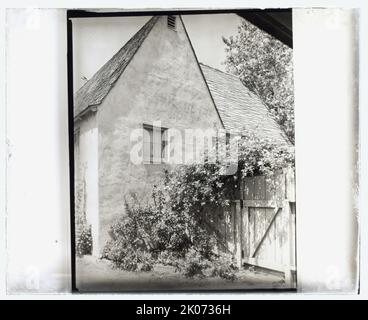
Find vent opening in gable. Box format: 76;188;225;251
167;15;176;30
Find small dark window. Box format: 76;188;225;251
143;124;168;164
167;15;176;30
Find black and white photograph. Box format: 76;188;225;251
71;10;296;292
1;0;364;303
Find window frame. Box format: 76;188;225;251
142;123;168;164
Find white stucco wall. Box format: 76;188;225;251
76;113;99;256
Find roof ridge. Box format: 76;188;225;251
199;62;241;80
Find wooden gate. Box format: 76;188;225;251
218;169;296;286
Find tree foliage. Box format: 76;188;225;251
223;19;295;143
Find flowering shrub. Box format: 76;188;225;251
76;224;92;257
211;252;238;281
102;200;154;271
75;176;92;257
102;242;153;272
155;162;232;259
103;162;235;276
238;130;295;178
102;133;294;279
178;249;211;278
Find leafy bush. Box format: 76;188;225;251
102;241;153;272
76;224;92;257
75;176;92;257
101;202;155;272
238;130;295;178
211;264;237;281
102;163;233;274
154;162;231;260
211;253;238;281
102;138;294;278
183;261;206;278
177;249;211;278
156;250;177;265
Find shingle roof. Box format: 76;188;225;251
74;16;289;147
200;63;289;146
74;16;159;116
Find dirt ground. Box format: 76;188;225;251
76;255;287;292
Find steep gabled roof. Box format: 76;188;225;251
74;15;289;147
200;63;289;146
74;16;159;117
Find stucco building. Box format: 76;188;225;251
74;15;288;256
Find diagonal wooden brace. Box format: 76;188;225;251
251;207;282;258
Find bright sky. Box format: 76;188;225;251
72;14;243;92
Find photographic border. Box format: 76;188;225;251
67;8;294;293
